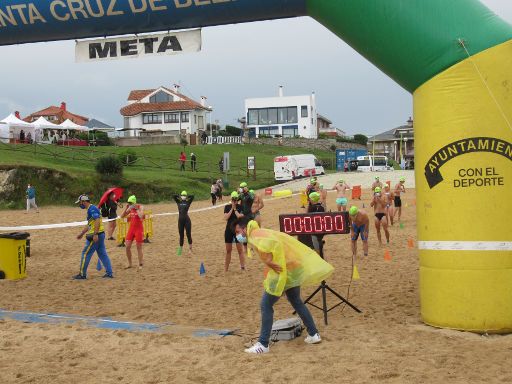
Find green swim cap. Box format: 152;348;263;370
309;192;321;203
230;191;239;199
375;176;380;180
319;184;324;189
310;178;317;184
339;179;344;184
181;191;188;196
349;206;359;216
400;177;406;182
127;195;137;204
240;182;248;188
374;187;382;193
249;189;255;194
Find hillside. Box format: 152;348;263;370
0;143;335;208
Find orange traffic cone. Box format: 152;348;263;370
408;237;415;249
384;249;392;261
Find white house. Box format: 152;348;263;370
245;86;318;139
120;85;210;137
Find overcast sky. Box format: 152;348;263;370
0;0;510;136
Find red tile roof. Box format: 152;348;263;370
23;106;89;125
127;89;154;101
120;101;207;117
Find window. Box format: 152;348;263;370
282;125;298;138
278;108;287;124
248;109;259;125
149;91;172;103
194;115;197;124
301;105;308;118
268;108;278;124
258;126;279;137
258;109;268;125
143;113;162;124
248;128;256;138
164;113;179;123
287;107;298;123
181;112;190;123
198;116;204;129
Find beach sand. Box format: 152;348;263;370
1;183;511;384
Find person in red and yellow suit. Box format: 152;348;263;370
121;195;145;270
234;219;334;354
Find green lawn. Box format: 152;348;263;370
0;142;335;206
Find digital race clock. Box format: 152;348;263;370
279;212;350;236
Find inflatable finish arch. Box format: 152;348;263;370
1;0;511;332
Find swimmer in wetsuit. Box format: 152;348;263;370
333;179;351;212
348;206;369;260
173;191;194;255
370;187;389;245
224;191;246;271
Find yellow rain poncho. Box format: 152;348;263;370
247;221;334;296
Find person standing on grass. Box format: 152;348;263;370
179;151;187;172
224;191;245;272
73;194;113;280
121;195;145;270
25;183;39;213
190;153;197;172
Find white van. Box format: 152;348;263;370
274;154;325;181
356;155;391;172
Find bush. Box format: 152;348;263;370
329;144;337;152
318;133;330;140
225;125;242;136
353;134;368;146
119;150;138;166
95;155;123;178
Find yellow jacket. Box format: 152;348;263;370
247;221;334;296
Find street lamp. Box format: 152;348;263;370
394;141;398;162
208;106;213;141
403;137;409;169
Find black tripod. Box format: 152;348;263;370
298;235;362;325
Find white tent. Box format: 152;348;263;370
0;114;34;143
60;119;89;131
0;122;9;143
31;116;61;142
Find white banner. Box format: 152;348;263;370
75;29;201;63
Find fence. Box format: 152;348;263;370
205;136;243;145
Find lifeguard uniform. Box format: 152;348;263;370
79;205;113;278
126;205;144;243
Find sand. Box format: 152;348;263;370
1;182;511;384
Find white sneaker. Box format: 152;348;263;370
244;342;269;354
304;333;322;344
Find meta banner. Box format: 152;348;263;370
75;29;201;62
0;0;307;46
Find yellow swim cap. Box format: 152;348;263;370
181;191;188;196
127;195;137;204
349;206;359;216
231;191;239;199
309;192;321;203
240;182;248;188
374;187;382;193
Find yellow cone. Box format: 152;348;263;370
352;265;360;280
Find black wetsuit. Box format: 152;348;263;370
240;192;254;219
224;203;243;243
173;195;194;247
106;199;117;220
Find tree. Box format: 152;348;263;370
353;134;368;146
225;125;242;136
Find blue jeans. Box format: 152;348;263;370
258;286;318;347
79;233;113;277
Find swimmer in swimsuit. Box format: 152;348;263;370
333;179;351;212
348;206;369;259
383;184;395;226
250;189;265;227
393;177;406;223
370;187;390;245
371;176;383;192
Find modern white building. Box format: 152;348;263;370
120;85;210;137
245;87;318;139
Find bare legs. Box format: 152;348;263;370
375;217;390;245
225;242;245;272
126;240;144;269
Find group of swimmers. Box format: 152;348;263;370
302;175;407;262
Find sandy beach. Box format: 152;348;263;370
1;175;511;384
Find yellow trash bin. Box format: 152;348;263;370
0;232;30;280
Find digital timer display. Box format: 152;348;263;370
279;212;350;236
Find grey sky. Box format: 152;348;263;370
0;0;510;136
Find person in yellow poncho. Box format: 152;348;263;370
234;219;334;354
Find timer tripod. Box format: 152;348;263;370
301;236;361;325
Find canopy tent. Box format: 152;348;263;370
59;119;89;131
0;122;8;143
0;114;35;143
32;116;60;130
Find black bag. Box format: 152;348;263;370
100;203;109;218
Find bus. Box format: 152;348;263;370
356;155;391;172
